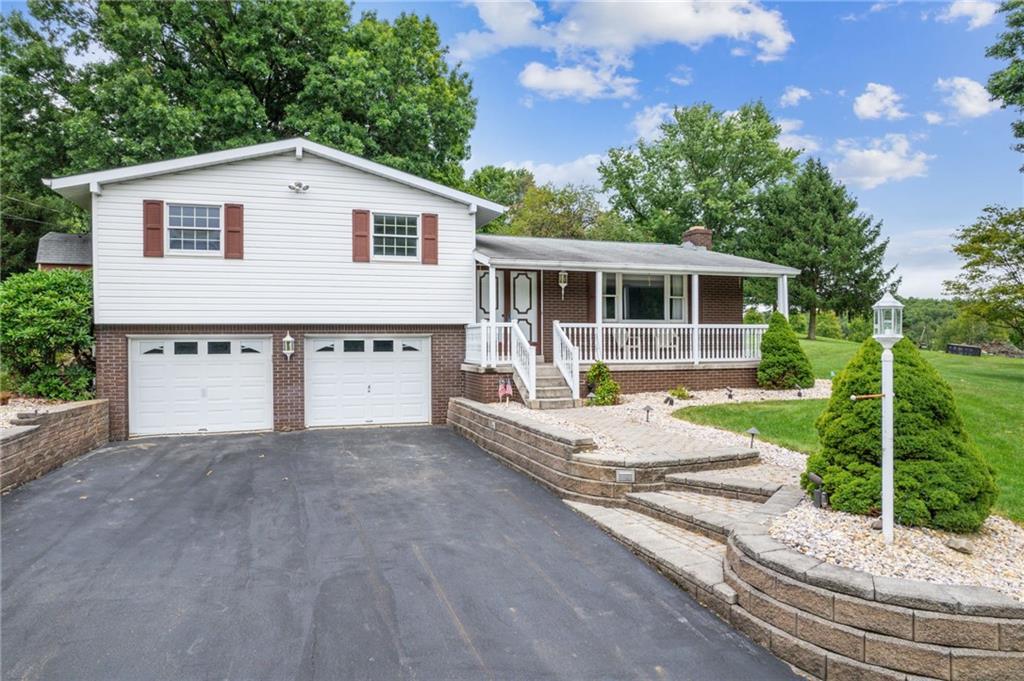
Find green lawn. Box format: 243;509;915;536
675;338;1024;522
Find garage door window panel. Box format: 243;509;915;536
373;340;394;352
168;204;221;254
174;341;199;355
343;340;364;352
240;342;262;354
207;341;231;355
372;214;418;259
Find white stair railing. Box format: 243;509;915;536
552;321;580;400
509;322;536;400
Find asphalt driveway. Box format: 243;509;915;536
2;426;795;681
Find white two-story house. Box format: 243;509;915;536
46;138;797;439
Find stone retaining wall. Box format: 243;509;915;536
724;489;1024;680
1;400;109;492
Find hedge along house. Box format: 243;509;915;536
44;138;798;439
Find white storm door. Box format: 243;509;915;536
509;271;539;345
305;337;431;427
476;270;506;322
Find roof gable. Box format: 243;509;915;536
44;138;505;228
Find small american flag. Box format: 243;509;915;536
498;377;514;401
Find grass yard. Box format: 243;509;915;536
675;338;1024;522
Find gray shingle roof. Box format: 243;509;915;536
474;235;799;277
36;232;92;266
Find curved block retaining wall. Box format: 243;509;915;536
724;494;1024;681
1;400;109;493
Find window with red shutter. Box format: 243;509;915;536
143;200;163;257
421;213;438;265
224;204;244;259
352;209;370;262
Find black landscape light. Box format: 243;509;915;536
745;426;760;448
807;471;828;508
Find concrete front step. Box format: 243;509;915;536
534;386;573;399
565;501;737;619
665;463;795;502
530;397;580;410
535;376;569;389
574;446;760;474
626;489;764;542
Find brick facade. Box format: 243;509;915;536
96;324;464;440
540;270;594;359
599;365;758;394
0;400;109;492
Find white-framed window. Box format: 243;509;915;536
601;273;689;322
168;204;222;254
372;213;418;259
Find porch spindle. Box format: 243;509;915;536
488;265;497;367
595;271;604;361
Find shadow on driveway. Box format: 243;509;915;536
2;426;796;681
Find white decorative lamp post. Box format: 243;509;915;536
872;292;903;544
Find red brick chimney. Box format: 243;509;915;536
681;225;712;250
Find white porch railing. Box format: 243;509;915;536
509;323;536;400
465;322;513;366
552;321;581;400
559;323;766;364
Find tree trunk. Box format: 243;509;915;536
808;306;818;340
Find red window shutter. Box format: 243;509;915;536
224;203;244;259
421;213;438;265
143;200;163;257
352;209;370;262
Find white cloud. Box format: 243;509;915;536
853;83;909;120
518;62;638;101
631;103;675;140
937;1;999;30
669;65;693;86
885;228;960;297
923;111;945;125
502;153;606;187
831;134;933;189
777;118;821;153
935;76;1001;118
455;1;794;100
779;85;811;108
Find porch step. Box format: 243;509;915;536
565;501;736;616
534;364;564;378
664;463;796;502
534;385;573;399
536;376;570;389
532;397;579;410
625;490;763;543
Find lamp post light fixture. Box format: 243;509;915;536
745;426;760;449
872;291;903;544
282;332;295;360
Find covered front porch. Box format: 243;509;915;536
464;233;798;404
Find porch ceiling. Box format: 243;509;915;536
475;234;799;277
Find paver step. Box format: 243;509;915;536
574;446;759;473
625;489;763;542
565;501;736;614
665;463;796;502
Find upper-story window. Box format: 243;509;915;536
168;204;221;253
372;213;418;258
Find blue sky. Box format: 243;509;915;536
6;1;1020;296
360;0;1020;297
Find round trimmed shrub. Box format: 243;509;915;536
757;312;815;389
804;338;995;532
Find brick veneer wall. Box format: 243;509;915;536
463;368;522;403
0;400;109;492
96;324;464;440
604;365;758;394
699;275;743;324
541;270;594;358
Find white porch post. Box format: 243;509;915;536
691;274;700;365
777;275;789;319
595;271;604;361
488;265;497;367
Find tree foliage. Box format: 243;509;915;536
748;159;895;339
943;205;1024;346
1;0;476;276
465;166;535;232
805;338;995;532
0;268;94;400
986;0;1024;164
599;101;797;252
756;312;815;389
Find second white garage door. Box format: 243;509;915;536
305;336;431;427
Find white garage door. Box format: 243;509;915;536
305;336;431;427
129;337;273;436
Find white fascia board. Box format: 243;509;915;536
474;252;492;266
480;258;800;277
45;137;508;227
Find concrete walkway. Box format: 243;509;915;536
2;427;796;681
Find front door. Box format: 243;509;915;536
508;271;538;346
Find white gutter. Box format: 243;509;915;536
475;257;800;278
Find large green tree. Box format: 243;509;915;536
987;0;1024;165
465;165;535;232
598;101;798;252
1;0;476;277
943;205;1024;346
748;159;895;339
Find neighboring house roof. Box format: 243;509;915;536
36;232;92;267
43;138;506;229
474;234;800;277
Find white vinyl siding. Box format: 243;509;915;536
92;153;476;324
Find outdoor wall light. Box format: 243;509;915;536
558;271;569;299
282;332;295;360
288;181;310;193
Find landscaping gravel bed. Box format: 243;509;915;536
0;398;63;430
770;501;1024;602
